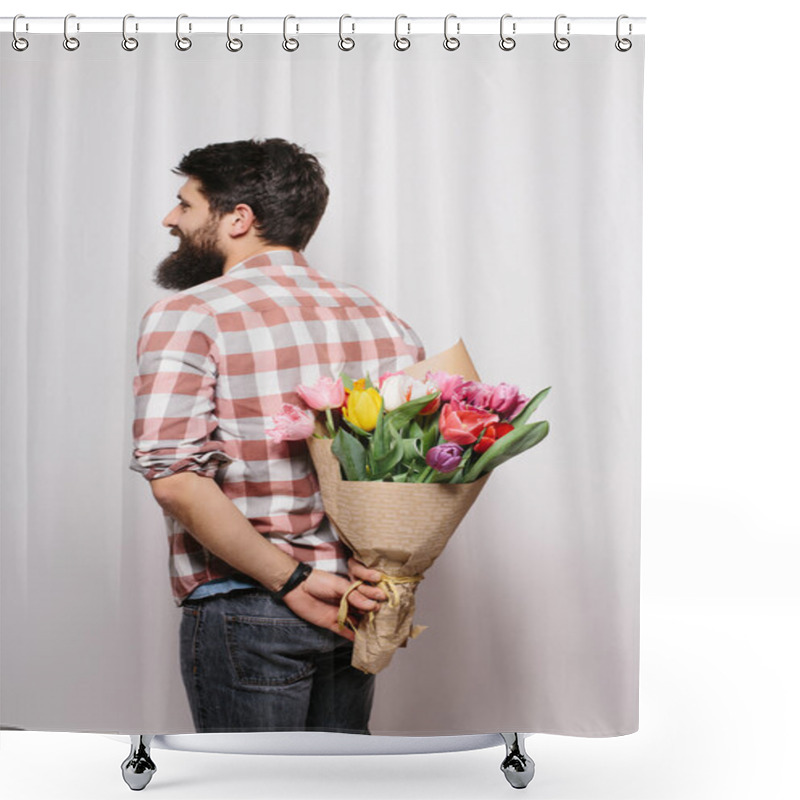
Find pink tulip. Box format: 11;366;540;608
265;404;315;442
487;382;522;417
296;376;345;411
439;399;500;445
507;392;530;421
425;370;466;402
458;381;494;409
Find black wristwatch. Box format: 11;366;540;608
273;562;313;600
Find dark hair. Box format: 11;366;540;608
175;138;329;251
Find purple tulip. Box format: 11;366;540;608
425;442;464;473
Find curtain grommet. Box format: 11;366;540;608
615;15;633;51
282;15;299;52
499;14;516;51
175;14;192;51
394;15;411;51
500;14;517;52
443;14;460;51
338;14;355;51
553;14;571;51
226;15;243;52
12;15;29;51
63;13;80;51
122;14;139;51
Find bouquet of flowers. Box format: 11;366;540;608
265;340;549;673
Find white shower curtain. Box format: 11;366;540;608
0;30;643;736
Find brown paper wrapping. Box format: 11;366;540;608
402;337;480;383
308;437;489;673
307;340;489;674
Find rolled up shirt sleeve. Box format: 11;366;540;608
130;296;233;481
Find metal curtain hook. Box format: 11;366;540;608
283;15;299;51
63;13;80;51
394;14;410;51
339;14;355;51
122;14;139;51
12;14;29;51
175;14;192;50
499;13;516;51
443;13;460;51
227;15;243;51
553;14;570;51
615;14;632;51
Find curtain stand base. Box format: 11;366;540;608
120;732;535;790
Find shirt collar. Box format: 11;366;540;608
226;249;310;277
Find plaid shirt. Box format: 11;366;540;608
131;249;425;605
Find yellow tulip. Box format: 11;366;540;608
343;387;382;431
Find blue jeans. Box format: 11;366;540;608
180;589;375;733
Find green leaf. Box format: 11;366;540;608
385;391;441;430
341;416;371;439
371;396;388;458
400;437;422;460
340;372;354;391
331;428;368;481
462;421;550;482
408;419;425;439
422;419;441;454
511;387;551;428
367;426;404;480
446;466;466;484
431;467;461;483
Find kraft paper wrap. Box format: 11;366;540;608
307;340;490;674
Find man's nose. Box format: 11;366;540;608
162;206;179;228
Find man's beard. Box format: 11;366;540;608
154;221;227;291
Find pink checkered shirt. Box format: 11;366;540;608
131;249;425;605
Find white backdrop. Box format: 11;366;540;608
2;1;799;800
1;24;642;736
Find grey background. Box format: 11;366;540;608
1;32;642;736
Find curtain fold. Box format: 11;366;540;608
1;32;643;736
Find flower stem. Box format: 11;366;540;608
325;408;336;438
417;465;434;483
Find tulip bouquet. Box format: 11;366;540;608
265;340;550;673
267;366;549;486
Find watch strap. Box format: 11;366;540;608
273;561;313;600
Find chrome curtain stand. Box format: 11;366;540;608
121;732;535;791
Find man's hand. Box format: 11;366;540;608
347;557;387;603
282;564;387;641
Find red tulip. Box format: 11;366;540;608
439;399;500;445
473;422;515;454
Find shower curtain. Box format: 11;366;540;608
0;25;643;738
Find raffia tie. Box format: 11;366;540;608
337;573;428;638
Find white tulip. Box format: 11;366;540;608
380;374;413;411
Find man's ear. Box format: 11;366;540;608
225;203;256;238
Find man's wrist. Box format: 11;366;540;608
273;561;313;600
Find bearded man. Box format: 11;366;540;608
130;139;424;733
